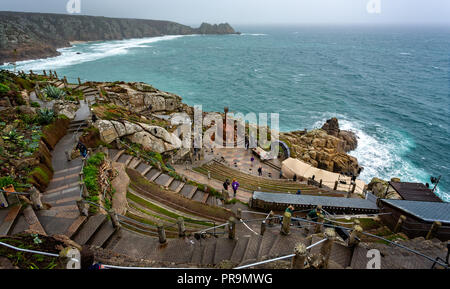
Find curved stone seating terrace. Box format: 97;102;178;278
194;161;346;197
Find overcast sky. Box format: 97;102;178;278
1;0;449;26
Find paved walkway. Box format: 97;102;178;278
36;101;91;236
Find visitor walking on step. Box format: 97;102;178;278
257;166;263;176
223;179;230;191
91;113;97;123
76;141;88;158
250;156;255;167
293;174;297;182
232;179;240;198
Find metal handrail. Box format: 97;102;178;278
0;241;78;262
233;238;328;269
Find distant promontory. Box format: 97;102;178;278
0;11;239;64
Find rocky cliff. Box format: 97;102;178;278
281;118;361;176
0;11;238;64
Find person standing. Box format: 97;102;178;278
223;179;230;191
257;166;263;176
293;174;297;182
250;156;255;167
76;141;88;158
231;179;240;198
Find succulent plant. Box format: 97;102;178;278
43;85;66;99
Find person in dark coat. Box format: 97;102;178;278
76;141;88;158
257;166;263;176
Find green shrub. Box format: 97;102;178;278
36;108;55;125
30;102;40;108
0;83;10;94
0;176;17;188
43;86;66;99
2;129;24;143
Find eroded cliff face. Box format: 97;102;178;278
281;118;361;176
0;11;238;64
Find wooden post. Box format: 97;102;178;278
237;208;242;220
320;228;336;269
348;225;363;247
394;215;406;233
334;181;338;190
177;217;186;237
29;70;33;76
43;70;47;76
63;76;68;85
260;221;266;236
108;209;121;229
281;211;291;235
228;217;236;240
78;77;81;85
315;209;324;234
267;211;275;227
157;223;166;244
54;71;58;79
351;183;356;194
319;179;323;188
291;243;307;269
426;221;441;240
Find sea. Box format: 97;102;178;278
2;25;449;201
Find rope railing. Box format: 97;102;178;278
233;238;328;269
0;189;30;195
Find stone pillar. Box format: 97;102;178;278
177;217;186;237
348;225;363;247
291;243;307;269
334;181;338;191
228;217;236;240
108;209;121;229
281;211;291;235
157;223;167;244
65;150;71;162
267;211;275;227
426;221;442;240
76;199;89;216
29;186;43;210
260;221;266;236
207;170;211;180
320;228;336;269
80;181;89;198
314;213;324;234
236;208;242;220
394;215;406;233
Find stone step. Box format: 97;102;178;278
108;149;120;161
124;155;134;167
201;192;210;204
89;220;116;248
180;184;197;199
267;233;307;259
158;239;195;264
116;153;130;164
240;235;263;265
140;165;152;177
309;235;352;268
230;236;250;264
169;180;182;192
190;241;204;264
207;195;216;207
201;240;217;265
64;216;87;238
154;174;172;187
145;169;162;182
73;214;107;245
128;158;142;170
257;231;279;261
174;182;186;194
112;150;125;162
23;206;47;236
192;190;206;202
0;204;22;236
213;238;236;265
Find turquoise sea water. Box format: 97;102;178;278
3;25;449;201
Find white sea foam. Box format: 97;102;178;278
241;33;268;36
312;114;448;201
3;35;187;71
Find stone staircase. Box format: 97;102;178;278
70;214;117;249
108;149;223;208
